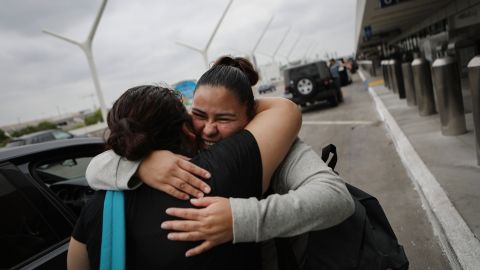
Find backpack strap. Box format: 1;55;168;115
321;144;338;172
275;238;301;270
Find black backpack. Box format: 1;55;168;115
275;144;409;270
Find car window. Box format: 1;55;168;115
0;171;62;268
6;140;25;147
31;133;54;144
52;131;73;140
317;62;332;79
291;64;317;78
33;157;95;215
36;157;92;183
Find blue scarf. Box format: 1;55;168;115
100;191;126;270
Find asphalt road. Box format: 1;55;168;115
260;75;451;269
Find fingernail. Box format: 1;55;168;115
161;223;168;229
166;208;173;214
197;193;204;198
203;186;211;193
167;233;174;240
184;195;190;200
185;251;192;257
205;173;211;178
190;198;198;203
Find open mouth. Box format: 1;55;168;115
203;140;216;148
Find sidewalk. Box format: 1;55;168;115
359;69;480;270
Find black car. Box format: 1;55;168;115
6;130;76;148
283;60;343;107
0;138;104;269
257;83;276;94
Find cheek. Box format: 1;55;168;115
192;119;204;133
217;122;244;138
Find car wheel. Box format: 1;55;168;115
296;78;314;96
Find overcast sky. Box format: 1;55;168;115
0;0;356;127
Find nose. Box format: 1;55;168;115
203;121;218;138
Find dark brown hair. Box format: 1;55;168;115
196;56;258;119
106;85;191;161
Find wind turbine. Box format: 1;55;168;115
287;34;302;63
272;26;291;63
176;0;234;69
43;0;109;123
250;16;274;69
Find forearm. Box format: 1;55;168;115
86;150;141;190
230;140;354;243
230;177;354;243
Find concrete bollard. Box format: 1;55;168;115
402;62;416;106
412;58;436;116
432;55;467;135
392;59;406;99
468;55;480;165
389;60;397;93
382;61;390;89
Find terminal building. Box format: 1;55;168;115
355;0;480;165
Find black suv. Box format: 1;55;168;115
283;61;343;107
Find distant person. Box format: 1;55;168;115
67;83;302;269
330;58;341;88
85;56;354;269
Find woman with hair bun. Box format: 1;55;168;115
85;56;354;268
68;83;301;269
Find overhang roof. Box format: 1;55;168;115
356;0;452;51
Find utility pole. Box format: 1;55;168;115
43;0;109;123
176;0;234;69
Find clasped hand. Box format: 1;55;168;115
161;197;234;257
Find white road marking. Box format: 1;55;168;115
302;120;376;125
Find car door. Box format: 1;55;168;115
0;162;73;269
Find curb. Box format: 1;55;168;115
359;70;480;270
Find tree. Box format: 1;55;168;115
10;121;58;138
84;109;103;126
0;129;9;147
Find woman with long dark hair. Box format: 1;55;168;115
68;81;301;269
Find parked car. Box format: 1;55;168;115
6;130;76;148
283;60;343;107
0;138;104;269
258;83;276;94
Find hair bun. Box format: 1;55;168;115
213;56;259;86
107;118;149;160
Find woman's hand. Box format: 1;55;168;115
137;150;211;200
161;197;233;257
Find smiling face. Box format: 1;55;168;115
191;85;249;148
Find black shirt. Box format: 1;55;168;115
73;130;263;269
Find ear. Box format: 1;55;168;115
182;123;196;142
